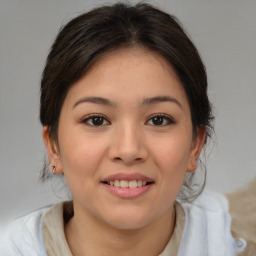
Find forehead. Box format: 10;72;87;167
63;48;189;110
88;48;181;86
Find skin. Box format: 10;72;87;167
43;48;205;256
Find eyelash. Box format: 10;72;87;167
81;114;110;126
146;114;175;126
81;113;175;127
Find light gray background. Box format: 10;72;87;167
1;0;255;222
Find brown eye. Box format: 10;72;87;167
152;116;164;125
82;115;110;126
91;116;104;126
147;115;175;126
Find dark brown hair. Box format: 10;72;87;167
40;2;214;201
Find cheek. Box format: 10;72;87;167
58;130;107;177
58;134;109;204
152;135;192;172
150;134;192;198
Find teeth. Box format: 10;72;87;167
120;180;128;188
137;180;142;187
114;180;120;187
106;180;151;188
128;180;137;188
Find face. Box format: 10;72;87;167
43;48;205;230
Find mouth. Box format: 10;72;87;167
102;180;154;188
101;173;155;199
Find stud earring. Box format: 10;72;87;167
51;165;56;174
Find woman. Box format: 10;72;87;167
0;2;247;255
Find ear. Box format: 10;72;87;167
187;128;206;173
42;126;63;174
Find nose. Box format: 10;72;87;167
108;122;149;165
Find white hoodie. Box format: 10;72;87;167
0;191;246;255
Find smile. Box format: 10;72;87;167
101;173;155;199
103;180;154;188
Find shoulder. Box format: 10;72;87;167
183;190;229;212
178;191;246;256
181;191;232;238
0;206;53;256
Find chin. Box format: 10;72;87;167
101;208;157;230
107;217;152;230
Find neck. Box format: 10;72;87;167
65;203;176;256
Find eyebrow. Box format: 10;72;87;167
73;97;117;108
141;96;183;109
73;95;183;109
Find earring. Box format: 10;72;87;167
51;165;56;174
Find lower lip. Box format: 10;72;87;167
102;183;153;199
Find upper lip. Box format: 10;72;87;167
102;173;154;182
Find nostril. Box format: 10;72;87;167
111;156;144;166
134;157;143;162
